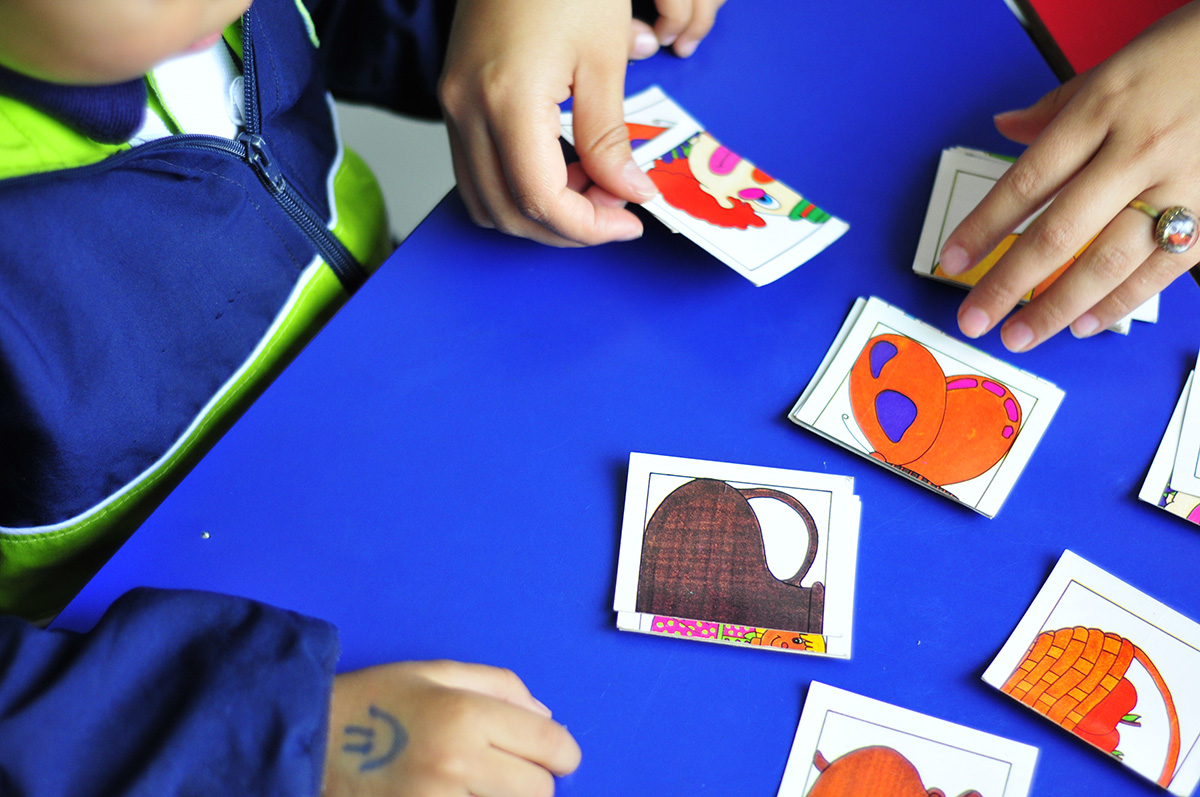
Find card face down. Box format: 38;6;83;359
614;453;860;658
561;86;848;286
788;297;1064;518
983;551;1200;795
912;146;1158;332
777;682;1038;797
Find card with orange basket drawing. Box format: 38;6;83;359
560;87;849;287
613;453;860;658
983;550;1200;795
912;146;1158;334
777;682;1038;797
788;297;1064;518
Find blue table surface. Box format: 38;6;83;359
56;2;1200;795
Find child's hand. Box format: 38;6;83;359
939;1;1200;351
323;660;580;796
629;1;727;60
438;0;722;248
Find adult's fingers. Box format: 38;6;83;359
992;70;1089;146
1069;243;1197;337
954;144;1145;344
989;199;1158;350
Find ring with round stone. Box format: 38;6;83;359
1127;200;1199;254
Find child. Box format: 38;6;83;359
0;0;722;793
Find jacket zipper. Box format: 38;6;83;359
0;9;367;294
238;10;366;292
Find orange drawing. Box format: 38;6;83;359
810;746;982;797
848;334;1021;488
1001;626;1181;787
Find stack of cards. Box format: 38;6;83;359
788;297;1064;518
613;453;861;658
777;682;1038;797
913;146;1159;335
561;87;849;286
984;551;1200;795
1141;363;1200;526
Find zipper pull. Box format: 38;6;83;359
239;133;285;192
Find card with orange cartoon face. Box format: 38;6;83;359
788;297;1064;518
983;551;1200;796
912;146;1159;334
560;86;848;286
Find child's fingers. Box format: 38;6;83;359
417;661;554;718
487;99;645;246
671;0;724;57
628;17;659;60
481;701;583;779
445;123;493;230
569;47;657;207
651;0;695;47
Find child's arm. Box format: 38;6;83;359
939;1;1200;352
438;0;725;248
323;661;581;795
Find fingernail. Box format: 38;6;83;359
993;110;1020;124
1002;321;1034;352
659;33;678;46
958;305;990;338
674;38;698;58
531;697;552;717
1070;313;1100;338
624;160;657;200
631;31;659;60
940;244;970;276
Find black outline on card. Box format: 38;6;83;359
802;710;1016;795
809;320;1040;511
1018;578;1200;785
641;469;837;587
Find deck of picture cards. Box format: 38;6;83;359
1140;365;1200;527
983;551;1200;795
777;682;1038;797
788;297;1064;518
913;146;1159;334
560;86;848;286
613;453;860;658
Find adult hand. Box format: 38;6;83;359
323;660;580;796
438;0;722;247
939;1;1200;351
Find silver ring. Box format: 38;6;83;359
1127;201;1198;254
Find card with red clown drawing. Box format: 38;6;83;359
983;551;1200;795
560;86;848;286
788;297;1064;518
